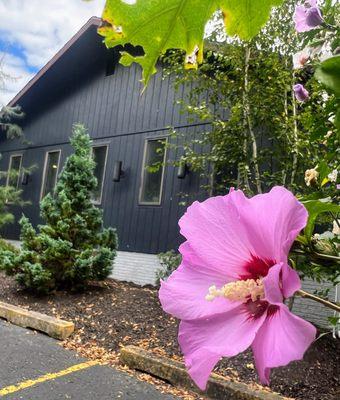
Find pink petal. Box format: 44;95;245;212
281;263;301;298
263;262;301;302
179;187;306;282
262;263;283;304
179;196;253;281
159;257;239;321
179;305;267;390
232;187;307;264
294;6;311;32
252;304;317;385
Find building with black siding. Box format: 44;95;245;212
0;17;208;285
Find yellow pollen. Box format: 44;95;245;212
205;279;264;303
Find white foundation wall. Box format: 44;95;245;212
111;251;160;286
292;278;338;329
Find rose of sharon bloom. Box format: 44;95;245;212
294;84;309;102
305;168;319;186
159;187;316;389
293;49;310;69
294;0;323;32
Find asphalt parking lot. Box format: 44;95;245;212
0;320;178;399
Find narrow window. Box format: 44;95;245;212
91;145;108;204
139;138;167;205
6;154;23;189
41;150;61;199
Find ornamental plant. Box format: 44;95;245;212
290;0;339;314
1;124;118;294
159;187;318;388
97;0;339;389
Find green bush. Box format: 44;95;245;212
1;124;118;294
156;250;181;285
0;239;19;273
0;239;18;253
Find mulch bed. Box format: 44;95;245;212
0;272;339;400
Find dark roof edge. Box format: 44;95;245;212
8;16;102;107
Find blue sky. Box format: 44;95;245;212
0;0;106;106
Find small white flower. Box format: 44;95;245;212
328;170;338;183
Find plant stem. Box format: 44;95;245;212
290;70;298;186
296;289;340;313
243;45;262;194
330;211;340;229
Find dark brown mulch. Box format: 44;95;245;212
0;272;339;400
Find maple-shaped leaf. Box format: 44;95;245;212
98;0;283;85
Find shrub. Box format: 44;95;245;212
0;238;18;253
1;124;118;294
0;239;19;273
156;250;181;285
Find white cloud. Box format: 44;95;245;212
0;0;106;105
0;52;34;106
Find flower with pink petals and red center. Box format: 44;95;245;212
159;186;316;389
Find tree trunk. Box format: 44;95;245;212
243;45;262;194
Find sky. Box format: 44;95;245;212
0;0;106;106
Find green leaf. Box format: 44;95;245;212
99;0;283;85
317;160;330;186
221;0;283;39
315;55;340;97
335;106;340;129
302;199;340;242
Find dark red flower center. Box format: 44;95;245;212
240;255;276;281
246;299;279;320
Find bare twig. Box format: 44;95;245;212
296;289;340;313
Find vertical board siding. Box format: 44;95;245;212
0;37;209;253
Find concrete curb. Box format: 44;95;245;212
0;301;74;340
120;346;288;400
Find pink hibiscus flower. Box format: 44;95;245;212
159;186;316;389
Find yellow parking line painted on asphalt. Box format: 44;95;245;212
0;360;100;397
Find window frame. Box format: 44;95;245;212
40;149;61;200
91;144;109;205
138;136;168;206
6;153;23;189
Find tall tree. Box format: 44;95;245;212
162;0;335;196
0;58;25;230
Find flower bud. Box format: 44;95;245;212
294;84;309;102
